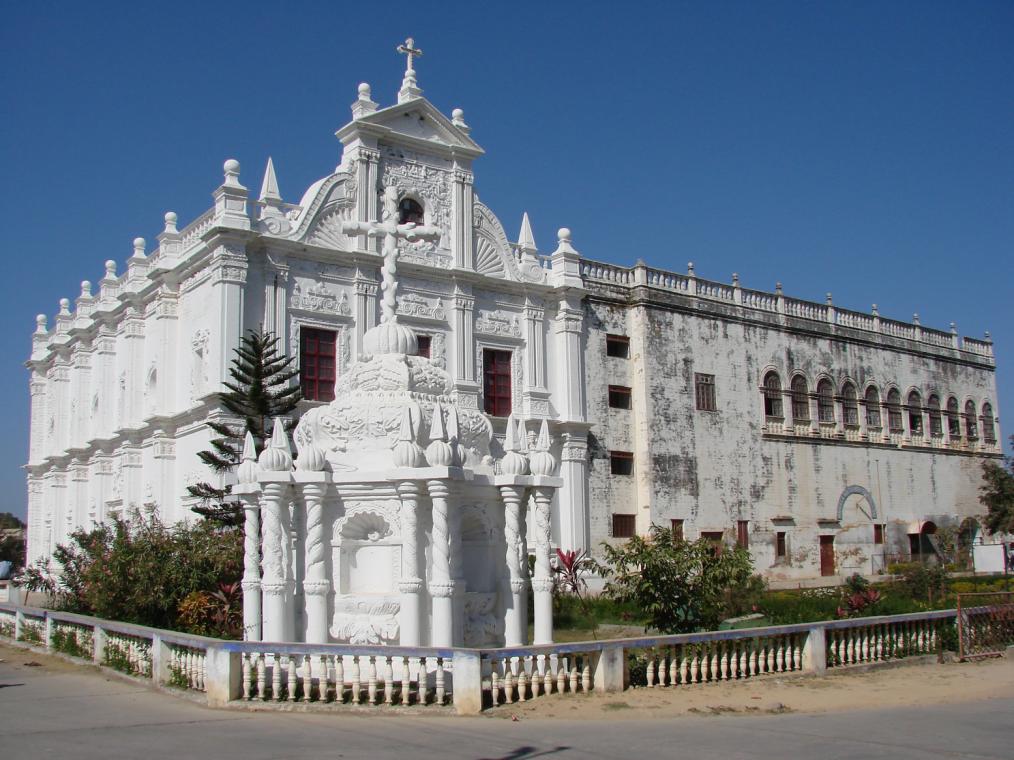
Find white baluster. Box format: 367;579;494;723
351;657;362;704
287;655;297;702
401;657;412;706
435;658;445;705
384;656;394;705
367;656;378;705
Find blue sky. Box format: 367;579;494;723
1;1;1011;519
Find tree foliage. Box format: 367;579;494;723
980;436;1014;535
595;524;762;634
19;515;242;636
187;329;302;525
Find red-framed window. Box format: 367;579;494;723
608;385;632;409
300;327;336;402
482;348;512;417
736;520;750;549
416;335;432;359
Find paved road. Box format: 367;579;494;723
2;646;1012;760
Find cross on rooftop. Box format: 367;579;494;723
397;37;423;73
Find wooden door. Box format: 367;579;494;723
819;535;836;576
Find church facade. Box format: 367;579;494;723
25;53;1002;590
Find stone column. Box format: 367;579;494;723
259;480;292;642
301;482;329;644
532;487;555;645
451;287;478;406
397;481;424;647
428;479;454;647
451;168;475;269
557;428;589;551
353;273;378;359
500;485;528;647
239;493;262;641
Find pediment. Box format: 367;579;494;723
339;98;484;158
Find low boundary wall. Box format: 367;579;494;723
0;603;960;714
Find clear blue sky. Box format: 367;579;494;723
1;1;1011;520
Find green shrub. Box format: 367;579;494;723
20;515;242;637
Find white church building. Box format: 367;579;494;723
25;42;1002;644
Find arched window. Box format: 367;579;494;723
790;375;809;423
398;197;424;225
907;391;923;436
817;379;834;423
763;372;783;419
927;394;942;437
887;389;903;433
841;382;859;427
865;386;881;429
946;396;960;438
982;402;996;443
964;400;978;440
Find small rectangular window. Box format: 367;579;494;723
874;524;884;545
737;520;749;549
609;451;634;476
416;335;432;359
695;373;717;411
701;531;724;557
671;519;684;541
606;334;630;359
482;348;512;417
776;531;787;559
300;327;337;402
608;385;632;409
612;514;636;538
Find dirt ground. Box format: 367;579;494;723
485;655;1014;720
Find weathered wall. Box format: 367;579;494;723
585;290;1000;580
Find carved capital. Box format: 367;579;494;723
531;578;554;594
398;578;425;595
428;580;456;598
302;580;331;596
359;148;381;163
453;169;474;185
508;578;529;594
261;582;288;597
241;580;261;592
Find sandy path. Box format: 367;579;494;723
485;655;1014;720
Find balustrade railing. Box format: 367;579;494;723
0;603;982;714
579;259;992;362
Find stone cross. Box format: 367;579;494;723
397;37;423;74
342;186;440;322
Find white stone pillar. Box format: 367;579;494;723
451;168;475;270
427;479;454;648
532;487;555;645
259;480;292;642
500;485;528;646
451;287;478;406
240;493;261;641
353;272;378;359
397;481;424;647
557;428;589;551
301;481;329;644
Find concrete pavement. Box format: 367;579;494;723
2;643;1012;759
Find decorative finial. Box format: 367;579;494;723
393;405;425;468
257;418;292;472
687;262;695;275
984;331;992;341
132;237;146;260
397;37;424;102
518;212;537;254
775;282;783;294
872;303;879;315
516;418;529;454
913;313;921;325
529;419;557;476
499;414;530;476
163;211;178;234
826;292;833;305
451;108;470;134
35;314;48;334
352;82;378;118
80;281;92;298
558;228;571;243
446;405;462;467
59;298;71;315
950;322;957;334
237;430;260;483
732;272;739;286
104;260;117;278
259;157;282;204
425;402;453;467
223;158;241;187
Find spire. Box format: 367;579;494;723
425;402;453;467
518;212;537;254
503;414;518;452
237;430;260;483
259;157;282;204
393;404;426;468
516;417;529;454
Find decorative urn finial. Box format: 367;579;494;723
258;418;293;472
425;402;454;467
237;430;261;483
499;414;530;476
529;419;557;476
393;405;426;468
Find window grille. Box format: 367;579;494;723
791;375;809;422
842;382;859;427
482;349;512;417
817;379;835;423
695;373;717;411
300;327;336;402
763;372;783;418
865;386;881;429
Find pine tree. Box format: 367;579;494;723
187;329;302;525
